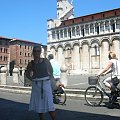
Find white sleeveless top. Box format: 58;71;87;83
110;59;120;78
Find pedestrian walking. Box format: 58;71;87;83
48;54;64;91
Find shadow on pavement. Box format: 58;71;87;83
84;102;120;109
0;98;120;120
55;108;120;120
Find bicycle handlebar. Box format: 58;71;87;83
96;74;104;78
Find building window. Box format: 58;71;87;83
64;29;67;38
52;31;55;39
116;19;120;29
76;26;80;35
68;29;71;38
0;48;2;52
3;56;6;61
0;56;2;61
91;45;99;56
90;24;94;33
6;49;8;53
25;60;27;64
112;23;115;32
92;16;94;19
96;26;99;34
0;41;2;45
94;45;99;56
85;25;89;35
56;31;59;39
60;30;63;38
20;59;22;64
81;29;84;37
82;18;84;21
72;27;75;36
105;21;109;31
100;23;104;32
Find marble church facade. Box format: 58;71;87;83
47;0;120;74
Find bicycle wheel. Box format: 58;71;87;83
54;87;66;105
85;86;103;106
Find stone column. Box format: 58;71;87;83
88;24;90;35
62;29;64;38
67;28;69;38
0;67;7;85
114;19;116;31
79;26;81;37
60;64;68;87
101;41;109;69
58;47;64;67
103;21;105;34
13;68;19;85
109;20;111;32
74;27;76;37
93;23;96;35
22;68;25;76
73;45;80;70
98;23;100;34
83;25;85;36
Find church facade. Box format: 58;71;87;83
47;0;120;74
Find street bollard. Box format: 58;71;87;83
0;67;7;85
13;68;19;85
60;64;68;87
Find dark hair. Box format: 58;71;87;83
48;54;54;60
33;46;42;53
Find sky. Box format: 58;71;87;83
0;0;120;45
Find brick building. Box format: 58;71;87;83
0;36;47;75
0;36;10;68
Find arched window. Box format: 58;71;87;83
94;45;99;56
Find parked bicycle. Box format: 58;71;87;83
85;75;120;107
53;84;66;105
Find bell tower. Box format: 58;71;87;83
47;0;74;42
57;0;74;20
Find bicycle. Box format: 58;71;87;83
53;84;67;105
84;75;120;107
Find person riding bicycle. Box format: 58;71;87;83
48;54;64;92
97;51;120;102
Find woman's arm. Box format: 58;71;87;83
25;62;33;81
98;61;113;75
